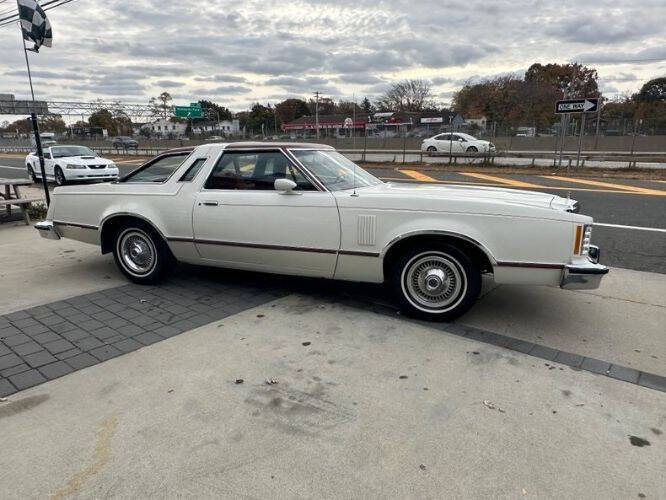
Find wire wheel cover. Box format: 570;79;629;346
403;253;466;311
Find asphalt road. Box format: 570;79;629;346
1;156;664;274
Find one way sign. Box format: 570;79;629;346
555;98;599;114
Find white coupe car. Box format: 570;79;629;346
25;145;119;185
421;133;496;154
35;142;607;321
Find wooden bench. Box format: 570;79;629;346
0;197;42;225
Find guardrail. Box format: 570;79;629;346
1;145;664;169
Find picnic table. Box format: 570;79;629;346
0;178;42;225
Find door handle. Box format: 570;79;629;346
202;200;219;206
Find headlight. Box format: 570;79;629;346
108;163;117;168
65;164;87;169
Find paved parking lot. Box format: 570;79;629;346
0;223;665;497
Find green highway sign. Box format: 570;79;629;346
173;105;203;118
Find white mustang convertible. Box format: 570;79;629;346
35;142;608;321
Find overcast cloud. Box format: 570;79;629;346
0;0;664;112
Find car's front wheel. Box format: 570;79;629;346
112;222;175;284
426;146;437;153
54;166;67;186
390;244;481;321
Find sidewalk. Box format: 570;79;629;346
0;293;664;498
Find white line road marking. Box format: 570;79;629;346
594;222;666;233
0;165;26;170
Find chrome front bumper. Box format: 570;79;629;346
560;245;608;290
35;220;61;240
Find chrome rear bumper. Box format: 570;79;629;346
35;220;61;240
560;245;608;290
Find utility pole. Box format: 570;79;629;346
352;93;356;147
274;106;278;137
314;91;320;139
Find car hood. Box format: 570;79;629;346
345;181;578;216
55;156;114;165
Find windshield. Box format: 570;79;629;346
290;150;382;191
51;146;96;158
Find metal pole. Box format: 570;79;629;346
21;33;50;205
402;127;406;164
352;93;356;148
629;119;639;167
576;113;586;168
314;91;320;140
594;98;602;150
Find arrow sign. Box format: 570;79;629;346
555;98;599;114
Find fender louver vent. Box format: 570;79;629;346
357;215;376;246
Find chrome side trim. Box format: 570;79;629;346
53;220;99;231
379;230;497;265
496;261;564;270
167;236;380;257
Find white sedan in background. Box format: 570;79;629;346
421;133;496;154
25;145;119;186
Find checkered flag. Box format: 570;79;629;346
16;0;52;52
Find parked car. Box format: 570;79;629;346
421;133;495;154
111;136;138;149
35;142;607;321
25;145;119;186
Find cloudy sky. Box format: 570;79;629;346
1;0;665;114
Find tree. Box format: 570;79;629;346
336;100;362;116
245;103;275;135
111;109;132;135
361;97;374;114
275;98;310;124
40;114;67;133
89;109;116;134
375;79;435;112
307;97;335;116
197;99;233;121
0;117;32;135
524;63;599;98
149;91;173;120
634;77;666;102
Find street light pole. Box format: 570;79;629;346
21;32;50;206
314;91;320;139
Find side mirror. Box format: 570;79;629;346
274;178;298;194
458;138;464;142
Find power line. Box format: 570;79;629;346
0;0;75;28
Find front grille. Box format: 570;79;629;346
87;164;106;169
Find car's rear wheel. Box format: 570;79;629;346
27;164;37;183
54;166;66;186
466;146;478;153
390;244;481;321
112;222;174;284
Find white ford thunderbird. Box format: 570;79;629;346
35;142;608;321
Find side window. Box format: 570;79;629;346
436;134;451;141
204;151;316;191
124;153;189;183
455;135;466;142
179;158;207;182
